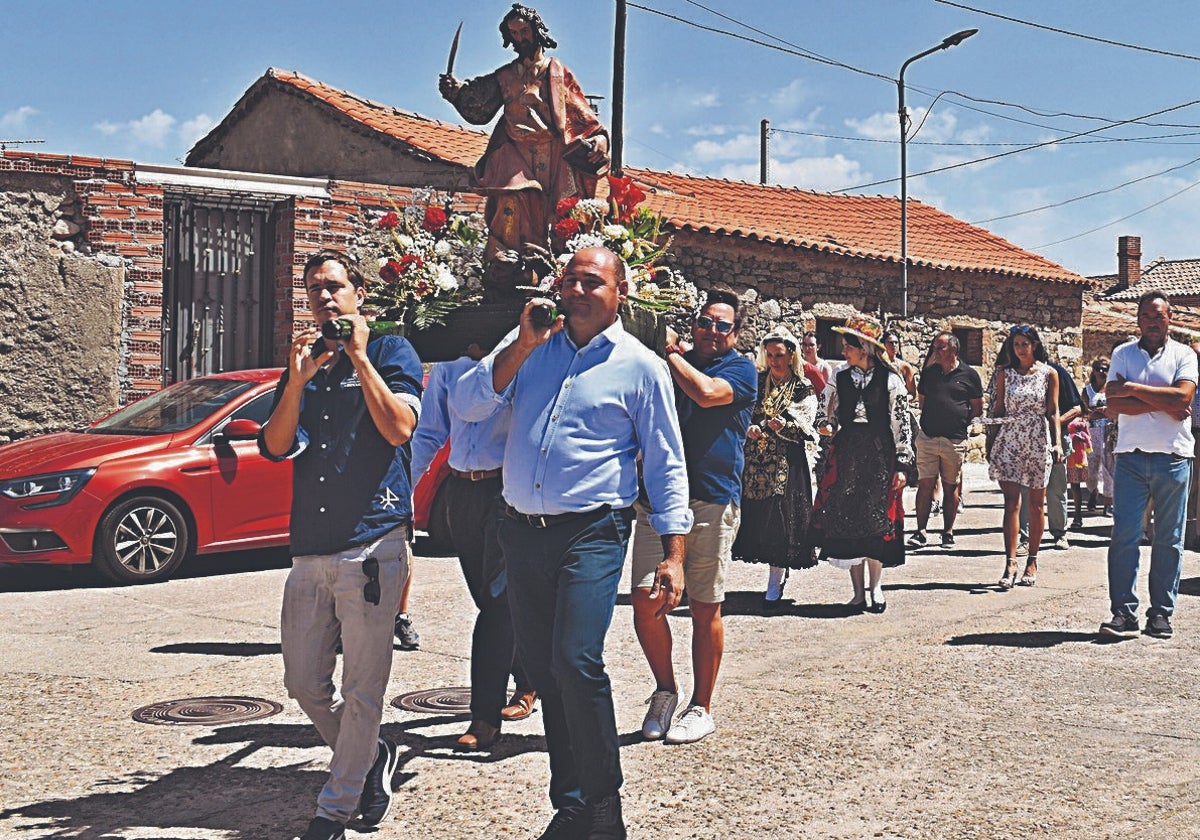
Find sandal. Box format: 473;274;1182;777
998;558;1018;590
1018;558;1038;587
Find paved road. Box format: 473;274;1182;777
2;465;1199;839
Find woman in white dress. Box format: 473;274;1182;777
987;325;1062;589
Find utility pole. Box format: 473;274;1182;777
760;119;769;185
611;0;626;176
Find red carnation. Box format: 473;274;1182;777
379;259;403;283
555;196;580;218
422;206;448;232
378;211;401;229
399;254;424;272
553;217;582;240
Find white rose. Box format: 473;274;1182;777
434;265;458;291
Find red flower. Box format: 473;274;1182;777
399;254;424;272
422;206;448;232
378;211;401;229
607;174;646;223
412;279;433;298
555;196;580;218
552;217;582;240
379;259;404;283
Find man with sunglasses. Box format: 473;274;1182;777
260;250;424;840
631;290;757;746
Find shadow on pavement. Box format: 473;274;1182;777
151;641;282;657
0;712;566;839
1180;576;1200;597
945;630;1121;648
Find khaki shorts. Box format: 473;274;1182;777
631;498;739;604
916;429;968;486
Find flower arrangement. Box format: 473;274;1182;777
546;175;698;314
358;189;486;330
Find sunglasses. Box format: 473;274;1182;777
1009;324;1034;335
696;314;736;334
362;556;380;605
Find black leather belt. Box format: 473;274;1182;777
505;504;610;529
449;467;502;481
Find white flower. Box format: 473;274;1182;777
619;240;635;259
557;252;573;265
434;240;452;258
395;234;414;251
566;232;605;252
574;198;608;218
602;224;629;240
434;264;458;291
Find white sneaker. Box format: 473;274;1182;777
664;704;715;744
641;690;678;740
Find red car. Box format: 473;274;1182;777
0;369;292;584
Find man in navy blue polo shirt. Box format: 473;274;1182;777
260;250;423;840
631;290;757;745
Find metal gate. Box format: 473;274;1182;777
163;195;276;383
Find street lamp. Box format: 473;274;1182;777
898;28;977;319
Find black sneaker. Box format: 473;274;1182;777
537;805;591;840
358;738;399;826
394;614;420;650
905;531;928;549
586;794;627;840
1144;614;1174;639
941;532;956;549
1098;614;1140;638
295;816;345;840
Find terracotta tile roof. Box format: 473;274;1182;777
267;68;489;168
1085;295;1200;338
263;69;1085;285
1101;257;1200;301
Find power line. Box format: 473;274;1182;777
769;127;1200;147
831;98;1200;193
972;154;1200;224
1036;176;1200;249
933;0;1200;62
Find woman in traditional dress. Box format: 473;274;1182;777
732;327;819;607
987;325;1061;589
811;315;914;614
1083;356;1112;515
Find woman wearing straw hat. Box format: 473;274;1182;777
732;326;820;607
811;314;915;613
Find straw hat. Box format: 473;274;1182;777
831;313;887;351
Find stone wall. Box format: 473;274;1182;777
0;174;123;443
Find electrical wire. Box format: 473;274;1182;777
768;127;1200;147
1036;176;1200;249
972;154;1200;224
933;0;1200;62
831;98;1200;193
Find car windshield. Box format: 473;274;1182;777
87;379;257;435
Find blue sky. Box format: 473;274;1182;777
5;0;1200;278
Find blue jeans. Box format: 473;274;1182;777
500;506;633;812
1108;451;1192;618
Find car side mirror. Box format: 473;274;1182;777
214;418;262;445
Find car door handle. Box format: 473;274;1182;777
179;466;211;473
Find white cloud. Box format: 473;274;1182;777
0;106;37;133
690;134;759;163
690;91;720;108
846;108;958;144
684;124;732;137
769;78;810;111
93;109;217;150
180;113;216;146
712;154;869;193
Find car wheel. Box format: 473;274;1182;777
94;496;192;584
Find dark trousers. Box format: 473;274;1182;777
444;474;532;727
500;506;634;811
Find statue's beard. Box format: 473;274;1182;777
513;39;539;60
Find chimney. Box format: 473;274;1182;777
1116;235;1141;291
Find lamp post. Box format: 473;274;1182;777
898;28;977;319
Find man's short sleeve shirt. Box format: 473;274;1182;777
917;361;982;441
1109;338;1198;457
676;349;758;505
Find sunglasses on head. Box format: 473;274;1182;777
696;314;735;334
362;556;380;605
1009;324;1034;335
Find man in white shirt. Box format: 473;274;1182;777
1099;291;1197;639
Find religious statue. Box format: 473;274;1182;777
439;4;611;293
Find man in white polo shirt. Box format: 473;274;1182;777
1099;290;1197;639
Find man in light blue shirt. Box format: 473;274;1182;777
410;341;536;753
452;246;691;840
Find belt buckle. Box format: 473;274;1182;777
469;469;483;481
532;514;548;528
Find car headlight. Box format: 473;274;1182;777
1;468;96;509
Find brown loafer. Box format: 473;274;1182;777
455;720;499;751
499;690;537;722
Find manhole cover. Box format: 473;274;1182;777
391;686;472;714
132;696;283;726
